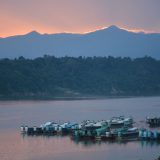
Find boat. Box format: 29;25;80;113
139;129;160;140
146;117;160;127
108;116;133;128
117;127;139;140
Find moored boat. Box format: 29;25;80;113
146;117;160;127
117;127;139;140
139;129;160;140
108;116;133;128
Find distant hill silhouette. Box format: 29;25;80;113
0;25;160;59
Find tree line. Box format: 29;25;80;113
0;55;160;99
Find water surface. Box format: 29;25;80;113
0;97;160;160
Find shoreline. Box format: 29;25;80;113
0;95;160;101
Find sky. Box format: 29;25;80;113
0;0;160;37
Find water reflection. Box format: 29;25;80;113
72;136;160;148
19;133;160;160
140;140;160;148
22;133;160;148
0;128;160;160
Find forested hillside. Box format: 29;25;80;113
0;56;160;99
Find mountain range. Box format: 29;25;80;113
0;25;160;59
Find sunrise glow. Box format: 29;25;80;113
0;0;160;37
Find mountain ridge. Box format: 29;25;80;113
2;25;160;39
0;25;160;59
